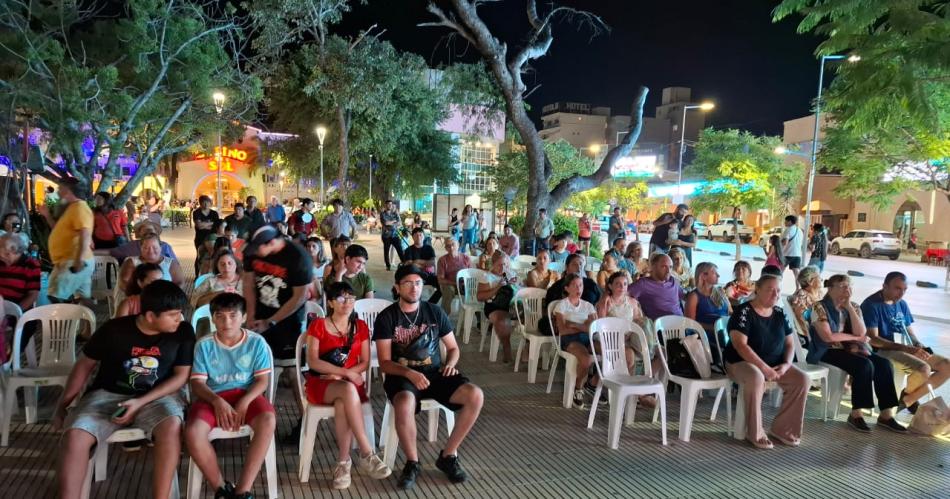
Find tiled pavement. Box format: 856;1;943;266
1;228;948;498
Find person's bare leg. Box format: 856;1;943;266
566;343;592;388
151;417;183;499
393;391;418;461
443;384;484;456
58;429;96;499
491;311;513;362
185;419;224;490
235;410;276;493
325;382;373;455
332;399;353;461
904;358;950;405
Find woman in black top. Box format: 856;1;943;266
724;274;809;449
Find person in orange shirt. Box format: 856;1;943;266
44;178;94;303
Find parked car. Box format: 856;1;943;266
758;226;785;249
830;230;901;260
692;221;708;238
707;218;755;243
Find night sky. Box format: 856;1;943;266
336;0;822;136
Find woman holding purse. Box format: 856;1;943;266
305;282;392;489
477;251;518;363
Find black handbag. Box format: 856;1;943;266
665;338;701;379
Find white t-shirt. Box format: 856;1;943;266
554;298;597;324
782;225;803;258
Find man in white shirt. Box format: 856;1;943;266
781;215;804;289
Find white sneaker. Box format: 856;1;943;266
358;452;393;479
573;389;586;409
332;460;352;489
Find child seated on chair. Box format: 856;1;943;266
52;280;195;499
185;292;276;499
115;262;164;317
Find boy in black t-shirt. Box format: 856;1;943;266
243;225;313;359
53;280;195;499
374;265;484;490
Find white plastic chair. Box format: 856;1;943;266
653;315;733;442
782;297;831;420
192;272;214;292
2;300;22;322
190;304;215;338
186;337;278;499
514;255;536;266
512;288;555;383
456;269;488;344
83;427;180;499
379;342;455;468
545;300;581;408
2;304;95;446
295;333;376;483
547;261;566;273
355;298;393;392
91;255;120;315
585;257;602;274
586;318;667;448
274;301;325;385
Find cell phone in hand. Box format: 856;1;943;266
112;406;128;419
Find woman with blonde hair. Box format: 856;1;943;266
668;247;692;289
788;266;822;340
525;248;559;289
685;262;732;364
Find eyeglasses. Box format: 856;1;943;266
333;296;357;304
399;280;424;288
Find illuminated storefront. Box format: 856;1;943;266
175;127;268;211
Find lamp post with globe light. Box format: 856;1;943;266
212;91;225;210
316;125;327;206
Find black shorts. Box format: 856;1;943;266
383;370;470;414
786;256;802;270
578;236;591;242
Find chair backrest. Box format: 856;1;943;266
654;315;714;364
585;257;602;273
354;298;393;337
303;300;325;330
92;255;120;293
12;304;95;371
259;337;277;402
548;261;566;273
514;254;536;267
547;299;564;352
782;297;810;362
3;300;23;321
193;273;214;291
457;268;488;305
293;332;308;406
191;303;215;337
513;287;547;335
589;317;652;379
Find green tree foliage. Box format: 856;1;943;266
489;140;597;207
0;0;261;203
774;0;950;203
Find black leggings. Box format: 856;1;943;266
820;349;898;410
381;236;404;268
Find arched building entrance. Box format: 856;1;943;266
192;172;248;212
893;199;923;244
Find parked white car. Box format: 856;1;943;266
692;221;708;238
758;226;784;249
830;230;901;260
707;218;754;243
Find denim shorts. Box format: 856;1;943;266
48;258;95;300
561;333;592;352
65;389;185;444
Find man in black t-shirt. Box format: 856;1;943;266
192;195;219;250
649;203;688;255
53;280;194;499
242;225;313;359
374;265;484;489
399;227;441;303
224;202;254;240
245;195;266;235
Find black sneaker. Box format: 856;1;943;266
848;416;872;433
214;481;235;499
233;493;254;499
282;420;302;446
877;417;908;433
584;381;597;396
572;389;586;409
435;451;468;483
398;460;422;489
898;390;920;415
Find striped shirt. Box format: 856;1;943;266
0;255;41;305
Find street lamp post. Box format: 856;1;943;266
803;54;860;255
315;126;327;205
368;154;374;206
677;102;715;200
212;92;225;211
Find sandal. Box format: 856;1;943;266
768;432;800;447
747;437;774;450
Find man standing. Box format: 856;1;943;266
808;223;828;272
53;281;194;499
225;203;253;241
498;224;520;258
607;206;624;246
321;198;360;240
649;203;688;255
781;215;804;288
862;272;950;414
245;195;266;235
374;265;484;489
401;227;441;304
288;198;317;239
45;178;94;303
380;200;404;271
242;226;313;360
533;208;555;252
265;196;286;224
192;195;220;251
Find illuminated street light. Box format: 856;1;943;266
315;125;327;205
212;91;225;210
589;143;602;155
677;102;716;197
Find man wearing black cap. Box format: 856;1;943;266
374;265;484;489
242;226;313;359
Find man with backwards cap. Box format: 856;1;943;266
373;264;484;490
242;225;313;359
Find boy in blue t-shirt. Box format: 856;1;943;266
185;293;274;499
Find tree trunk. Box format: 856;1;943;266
732;206;742;261
336;106;351;201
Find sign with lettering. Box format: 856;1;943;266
194;146;253;173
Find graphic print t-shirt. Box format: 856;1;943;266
373;302;452;371
245;240;313;320
83;316;195;396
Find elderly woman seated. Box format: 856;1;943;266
118;233;184;292
0;232;41;311
723;274;809;449
476;251;517;363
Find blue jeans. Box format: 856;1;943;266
461;228;477;254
